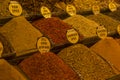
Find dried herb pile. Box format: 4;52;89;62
0;59;28;80
86;13;120;35
0;16;43;57
58;44;115;80
63;15;98;38
90;37;120;74
19;52;81;80
32;17;82;46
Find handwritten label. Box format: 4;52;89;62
117;25;120;35
0;42;3;57
66;29;79;44
109;2;117;12
40;6;51;18
66;4;76;16
92;5;100;15
37;37;51;54
9;1;22;16
96;26;107;39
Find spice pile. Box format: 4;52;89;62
63;15;98;39
90;37;120;74
58;44;115;80
0;16;43;57
19;52;81;80
86;13;120;35
32;17;82;46
16;0;63;15
0;33;15;58
0;59;28;80
104;7;120;21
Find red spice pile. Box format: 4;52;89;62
32;17;83;46
19;52;81;80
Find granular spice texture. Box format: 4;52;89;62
0;16;43;57
86;14;120;35
0;33;15;58
90;37;120;74
58;44;115;80
63;15;99;38
0;59;28;80
32;17;82;46
19;52;81;80
104;7;120;21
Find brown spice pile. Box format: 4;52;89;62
90;37;120;74
0;59;28;80
32;17;82;46
19;52;81;80
58;44;115;80
86;13;120;35
0;16;43;57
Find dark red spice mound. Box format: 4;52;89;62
32;17;82;46
19;52;81;80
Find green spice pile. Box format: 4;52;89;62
32;17;82;46
58;44;115;80
86;13;120;35
0;59;28;80
90;37;120;74
0;33;15;58
19;52;81;80
0;16;43;57
63;15;99;38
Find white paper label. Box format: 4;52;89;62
96;26;107;39
66;4;76;16
92;5;100;15
37;37;51;54
9;1;22;16
109;2;117;12
0;42;3;57
40;6;51;18
66;29;79;44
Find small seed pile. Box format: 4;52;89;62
63;15;99;38
0;59;28;80
58;44;115;80
90;37;120;74
86;13;120;35
19;52;81;80
0;16;43;57
32;17;82;46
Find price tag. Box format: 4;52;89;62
40;6;51;18
66;4;76;16
37;37;51;54
96;26;107;39
92;5;100;15
9;1;22;16
117;25;120;35
66;29;79;44
109;2;117;12
0;42;3;57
